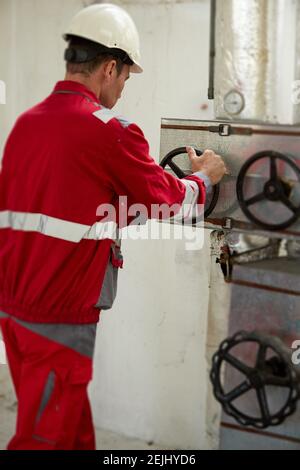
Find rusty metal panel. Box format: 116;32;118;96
160;119;300;238
219;263;300;449
160;118;300;448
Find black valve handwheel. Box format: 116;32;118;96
237;150;300;230
160;147;220;219
210;331;300;429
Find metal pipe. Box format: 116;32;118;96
213;0;300;124
208;0;216;100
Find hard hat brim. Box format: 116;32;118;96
131;63;143;73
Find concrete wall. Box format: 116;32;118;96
0;0;215;449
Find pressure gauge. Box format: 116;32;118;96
223;90;245;115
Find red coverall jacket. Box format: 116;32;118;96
0;80;206;324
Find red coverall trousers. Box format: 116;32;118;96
0;315;96;450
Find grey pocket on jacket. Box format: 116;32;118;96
95;260;119;310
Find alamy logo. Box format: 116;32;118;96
0;339;7;365
0;80;6;104
292;80;300;105
291;340;300;365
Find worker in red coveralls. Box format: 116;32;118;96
0;4;226;449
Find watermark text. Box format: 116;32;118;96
0;339;7;365
291;339;300;365
0;80;6;105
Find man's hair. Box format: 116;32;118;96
65;36;130;76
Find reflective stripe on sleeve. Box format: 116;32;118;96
0;210;118;243
172;179;200;221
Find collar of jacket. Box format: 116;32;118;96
52;80;100;105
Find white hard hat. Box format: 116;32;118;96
64;3;143;73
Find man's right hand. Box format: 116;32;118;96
187;147;228;185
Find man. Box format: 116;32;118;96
0;4;226;450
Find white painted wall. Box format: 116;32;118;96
0;0;215;449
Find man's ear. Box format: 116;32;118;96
103;59;117;79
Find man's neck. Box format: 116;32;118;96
64;73;101;100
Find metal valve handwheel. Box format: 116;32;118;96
210;331;300;429
237;150;300;230
160;147;220;219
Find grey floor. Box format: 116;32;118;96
0;366;163;451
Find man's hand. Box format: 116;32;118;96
187;147;228;185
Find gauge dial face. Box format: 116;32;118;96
224;90;245;115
